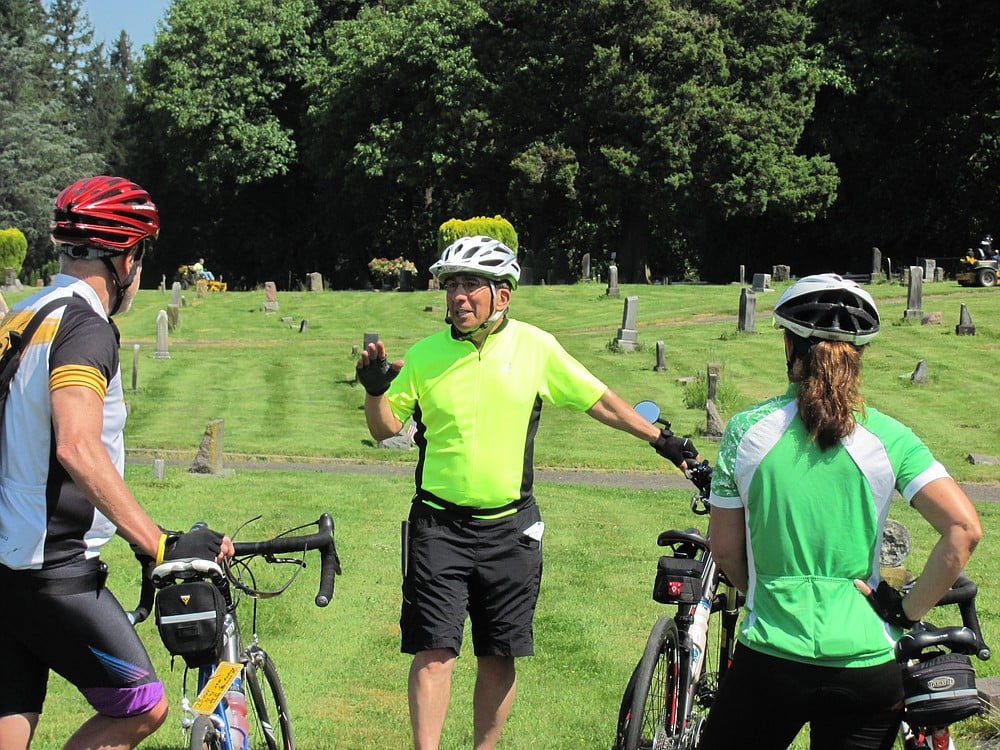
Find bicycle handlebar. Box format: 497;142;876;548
128;513;341;624
896;574;991;662
231;513;341;607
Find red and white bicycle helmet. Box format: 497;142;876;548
430;235;521;289
773;273;880;345
52;175;160;256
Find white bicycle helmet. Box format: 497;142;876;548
772;273;880;345
429;235;521;290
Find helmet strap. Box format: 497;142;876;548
102;244;144;316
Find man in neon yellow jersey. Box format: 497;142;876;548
357;235;698;750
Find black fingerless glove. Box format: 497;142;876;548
357;356;398;396
651;428;699;467
863;580;917;628
163;526;225;562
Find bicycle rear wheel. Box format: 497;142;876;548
623;616;684;750
188;714;224;750
245;647;294;750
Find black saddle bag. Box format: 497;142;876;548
155;580;227;668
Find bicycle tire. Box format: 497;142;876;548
188;714;224;750
245;648;294;750
624;616;683;750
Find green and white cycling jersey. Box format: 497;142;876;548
709;386;950;667
386;318;606;513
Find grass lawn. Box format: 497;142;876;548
4;277;998;748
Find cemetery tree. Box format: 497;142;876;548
0;4;102;277
305;0;493;282
799;0;1000;269
129;0;320;287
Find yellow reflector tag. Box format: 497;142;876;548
191;662;243;715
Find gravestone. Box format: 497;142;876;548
920;311;942;325
871;247;882;277
428;277;440;291
751;273;771;292
606;264;620;298
196;279;208;298
771;265;790;283
910;359;928;384
398;269;413;292
159;274;166;292
923;259;936;283
581;253;591;282
614;296;639;351
190;419;226;475
263;281;279;312
653;341;667;372
4;267;16;286
363;332;380;350
378;420;414;450
131;344;140;391
520;267;534;286
166;303;180;332
738;265;745;286
299;319;309;333
153;458;165;482
707;371;719;403
154;310;171;359
955;304;976;336
705;400;725;439
903;268;923;321
309;272;323;292
738;288;757;334
170;281;181;307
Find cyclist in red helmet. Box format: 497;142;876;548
0;176;233;749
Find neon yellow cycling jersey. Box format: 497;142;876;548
386;318;607;511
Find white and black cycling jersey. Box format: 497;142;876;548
0;275;124;570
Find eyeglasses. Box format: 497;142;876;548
444;277;489;294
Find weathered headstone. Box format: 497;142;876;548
309;272;323;292
153;458;165;482
263;281;279;312
955;304;976;336
614;296;640;351
166;303;179;331
871;247;882;276
581;253;591;282
920;311;942;325
159;274;166;292
4;267;16;286
155;310;171;358
171;281;182;307
707;371;719;403
910;359;928;384
967;453;1000;466
653;341;667;372
299;319;309;333
738;288;757;334
705;400;725;439
903;268;923;321
428;277;440;291
606;264;620;298
398;269;414;292
751;273;771;292
190;419;226;474
923;259;936;283
195;279;208;298
772;265;790;283
363;332;380;349
738;265;746;286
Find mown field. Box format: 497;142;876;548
4;277;998;748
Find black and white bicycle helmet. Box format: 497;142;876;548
429;235;521;290
772;273;880;345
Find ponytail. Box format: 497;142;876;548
787;334;865;450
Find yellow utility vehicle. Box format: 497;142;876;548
176;264;227;292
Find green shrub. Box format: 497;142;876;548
0;227;28;275
438;216;518;255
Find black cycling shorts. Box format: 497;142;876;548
400;500;543;657
0;562;163;718
698;643;904;750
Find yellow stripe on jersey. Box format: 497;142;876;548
49;365;108;399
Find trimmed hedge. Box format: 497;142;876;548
438;216;518;255
0;227;28;274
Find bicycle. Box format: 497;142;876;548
612;400;740;750
130;513;342;750
895;574;991;750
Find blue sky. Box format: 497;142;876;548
78;0;171;50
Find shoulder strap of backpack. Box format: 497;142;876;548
1;296;73;389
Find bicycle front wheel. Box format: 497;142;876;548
188;714;224;750
624;616;684;750
244;647;294;750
